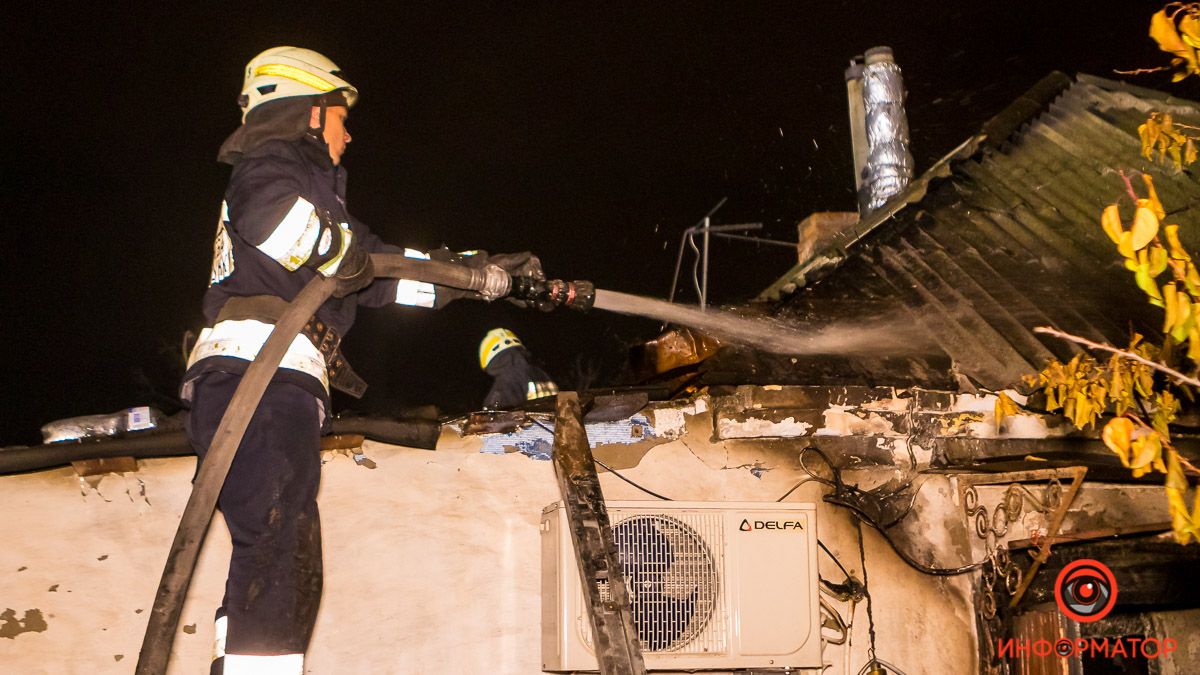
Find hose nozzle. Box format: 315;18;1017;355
509;277;595;311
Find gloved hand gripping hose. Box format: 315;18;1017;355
137;253;590;674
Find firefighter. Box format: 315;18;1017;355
182;47;539;674
479;328;558;408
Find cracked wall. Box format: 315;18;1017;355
6;386;1192;674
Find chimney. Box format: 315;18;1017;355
845;47;914;216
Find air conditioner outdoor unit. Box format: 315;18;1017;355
541;501;821;673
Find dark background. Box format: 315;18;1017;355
3;2;1181;445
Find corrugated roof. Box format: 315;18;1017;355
745;73;1200;391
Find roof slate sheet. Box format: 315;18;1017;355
757;73;1200;391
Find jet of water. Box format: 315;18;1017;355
592;289;923;356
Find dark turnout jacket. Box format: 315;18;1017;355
184;133;427;402
484;347;558;409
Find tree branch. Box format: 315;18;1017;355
1033;326;1200;388
1180;454;1200;477
1113;66;1173;76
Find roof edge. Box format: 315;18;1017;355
757;71;1075;302
979;71;1073;150
1075;71;1200;110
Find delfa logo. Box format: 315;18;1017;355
739;518;805;532
1054;558;1118;622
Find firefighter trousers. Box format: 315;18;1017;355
186;371;324;672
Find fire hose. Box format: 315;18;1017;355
136;253;592;674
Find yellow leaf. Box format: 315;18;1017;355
1102;417;1133;462
1189;138;1199;166
1154;390;1180;436
1104;201;1123;243
1074;393;1093;429
1135;264;1165;306
1140;120;1159;159
1131;206;1160;250
1119;230;1136;259
1165;224;1190;260
1152;10;1192;55
1150;244;1169;277
1129;433;1160;472
1182;12;1200;48
1102;204;1125;244
1109;358;1125;401
1165;281;1179;332
994;391;1019;432
1165;450;1197;544
1190;322;1200;361
1142;174;1167;219
1130;432;1164;478
1173;291;1193;342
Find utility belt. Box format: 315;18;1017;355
215;295;368;398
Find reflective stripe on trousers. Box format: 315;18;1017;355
221;653;304;674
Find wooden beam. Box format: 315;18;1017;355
1006;522;1171;550
551;392;648;675
1009;466;1087;607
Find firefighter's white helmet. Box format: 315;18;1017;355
238;47;358;120
480;328;523;369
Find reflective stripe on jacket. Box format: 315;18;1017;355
186;136;435;398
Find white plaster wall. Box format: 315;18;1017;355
1;406;979;675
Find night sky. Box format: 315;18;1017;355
5;3;1179;446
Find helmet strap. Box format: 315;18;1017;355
307;92;347;142
306;97;328;143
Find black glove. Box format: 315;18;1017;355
486;252;551;309
426;248;546;307
487;251;544;282
332;242;375;297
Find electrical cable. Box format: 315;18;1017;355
775;477;820;502
529;418;675;501
855;508;986;575
785;446;987;576
819;597;849;645
856;518;879;666
592;456;675;501
819;539;852;580
856;659;911;675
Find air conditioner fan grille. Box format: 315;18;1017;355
591;513;721;653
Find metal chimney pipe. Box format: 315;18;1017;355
848;46;914;215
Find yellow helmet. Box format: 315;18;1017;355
238;46;358;120
479;328;523;369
